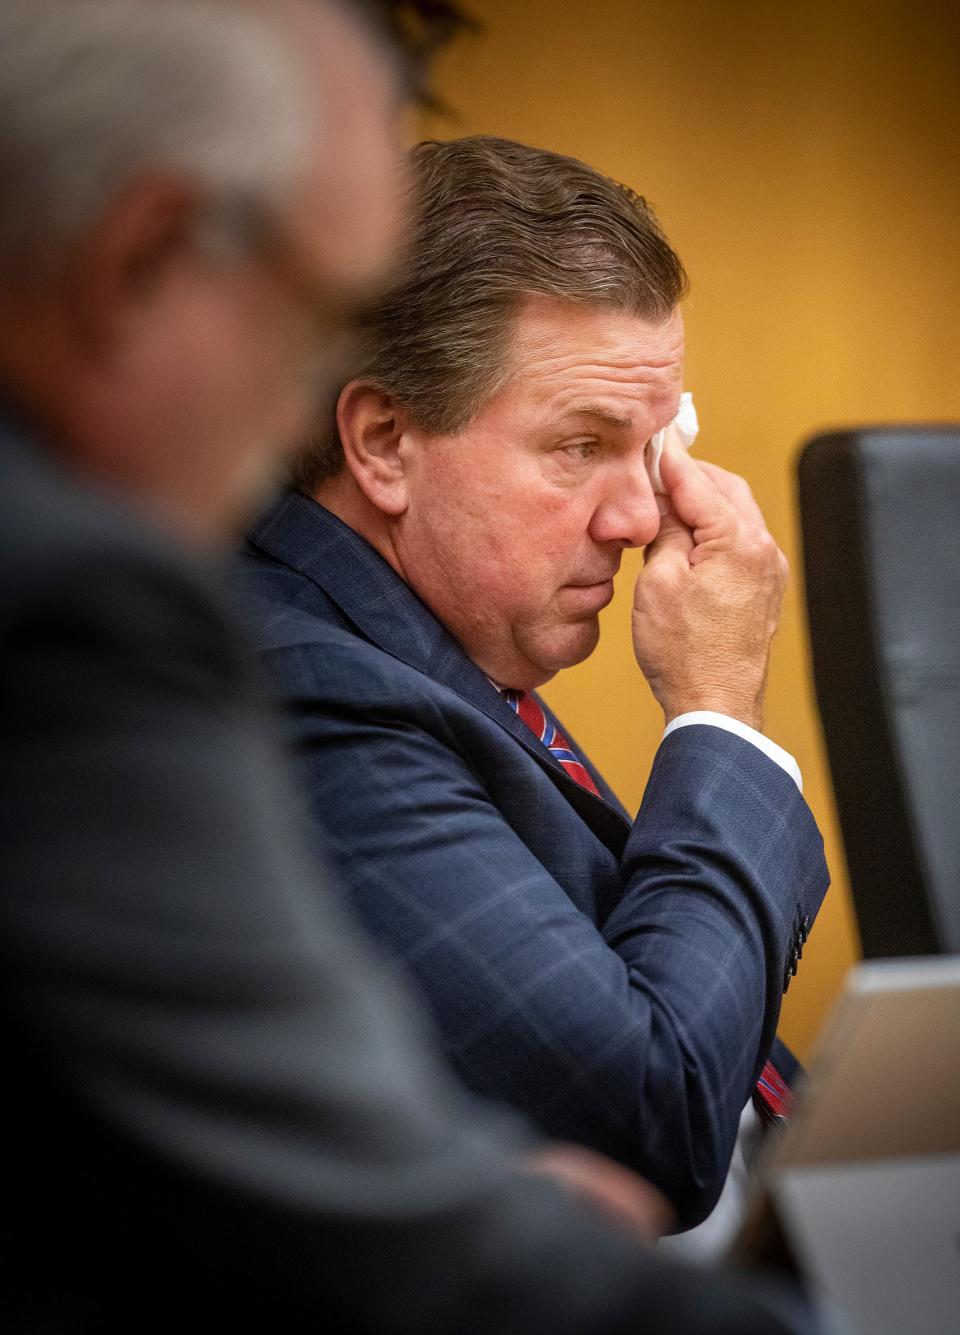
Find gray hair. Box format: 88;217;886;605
0;0;314;269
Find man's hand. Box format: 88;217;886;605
521;1143;674;1243
632;447;788;731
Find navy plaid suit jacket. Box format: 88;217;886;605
233;493;829;1229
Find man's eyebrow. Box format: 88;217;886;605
559;406;632;430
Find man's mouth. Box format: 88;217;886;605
567;564;620;591
561;577;616;613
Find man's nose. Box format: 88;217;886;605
589;453;661;548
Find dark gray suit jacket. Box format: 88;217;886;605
0;403;815;1334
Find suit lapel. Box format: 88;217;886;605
247;493;632;852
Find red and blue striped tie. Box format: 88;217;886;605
504;687;793;1126
754;1058;794;1124
503;689;600;795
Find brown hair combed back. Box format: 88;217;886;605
294;134;687;488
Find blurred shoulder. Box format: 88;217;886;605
0;422;244;681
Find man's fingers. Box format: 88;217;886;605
658;445;735;541
522;1144;674;1244
696;459;765;526
643;496;694;564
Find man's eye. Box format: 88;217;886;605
561;440;598;462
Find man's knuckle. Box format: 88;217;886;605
753;531;780;563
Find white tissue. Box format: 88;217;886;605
646;391;698;493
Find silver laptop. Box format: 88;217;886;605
738;956;960;1335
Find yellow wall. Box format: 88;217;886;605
421;0;960;1057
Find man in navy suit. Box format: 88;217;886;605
233;135;830;1233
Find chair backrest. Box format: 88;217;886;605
797;427;960;958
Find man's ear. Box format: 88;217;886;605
62;172;206;355
336;379;413;516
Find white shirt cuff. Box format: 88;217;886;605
663;711;803;793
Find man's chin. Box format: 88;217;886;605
524;620;601;678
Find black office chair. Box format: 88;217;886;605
797;426;960;959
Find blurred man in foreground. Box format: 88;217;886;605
234;135;829;1236
1;2;821;1331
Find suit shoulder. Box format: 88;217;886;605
229;551;410;689
0;438;243;680
260;614;440;707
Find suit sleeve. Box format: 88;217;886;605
263;636;828;1229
